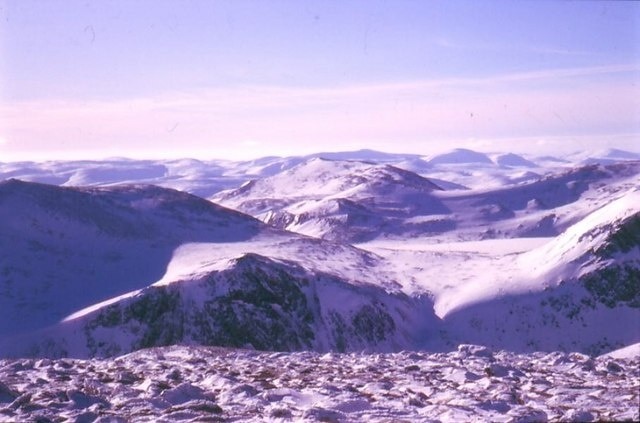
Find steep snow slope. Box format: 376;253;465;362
355;188;640;355
0;179;263;337
438;190;640;354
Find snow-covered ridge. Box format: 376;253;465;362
214;158;640;243
0;151;639;361
6;252;435;358
520;189;640;282
10;254;436;357
214;157;442;207
212;157;446;242
0;179;265;337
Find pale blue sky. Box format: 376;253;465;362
1;0;639;160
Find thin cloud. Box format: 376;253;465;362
1;64;638;160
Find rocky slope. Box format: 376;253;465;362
4;253;436;358
0;344;637;422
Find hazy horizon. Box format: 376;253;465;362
1;1;639;161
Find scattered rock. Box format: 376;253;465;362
160;383;210;406
445;368;482;384
606;361;624;373
168;399;222;414
509;409;548;423
0;345;636;422
73;411;98;423
303;407;345;422
67;389;108;409
270;407;293;418
0;381;18;403
563;409;595;422
457;344;494;359
9;393;32;410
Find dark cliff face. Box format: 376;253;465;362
592;214;640;258
68;254;429;358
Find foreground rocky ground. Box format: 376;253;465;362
0;345;638;422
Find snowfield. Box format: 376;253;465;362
1;148;639;421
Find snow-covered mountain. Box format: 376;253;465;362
0;179;264;338
0;178;439;358
0;149;638;361
215;157;640;243
439;190;640;354
2;147;638;195
213;158;445;242
493;153;537;168
574;148;640;165
4;252;436;358
425;148;494;165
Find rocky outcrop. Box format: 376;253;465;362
17;254;435;358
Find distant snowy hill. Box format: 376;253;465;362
493;153;537;168
425;148;494;165
213;158;445;242
305;148;419;162
2;147;638;194
215;158;640;243
575;148;640;165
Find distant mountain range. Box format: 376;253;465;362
2;147;639;194
214;156;640;242
0;148;638;358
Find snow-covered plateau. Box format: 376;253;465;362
0;148;639;421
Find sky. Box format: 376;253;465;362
0;0;639;161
